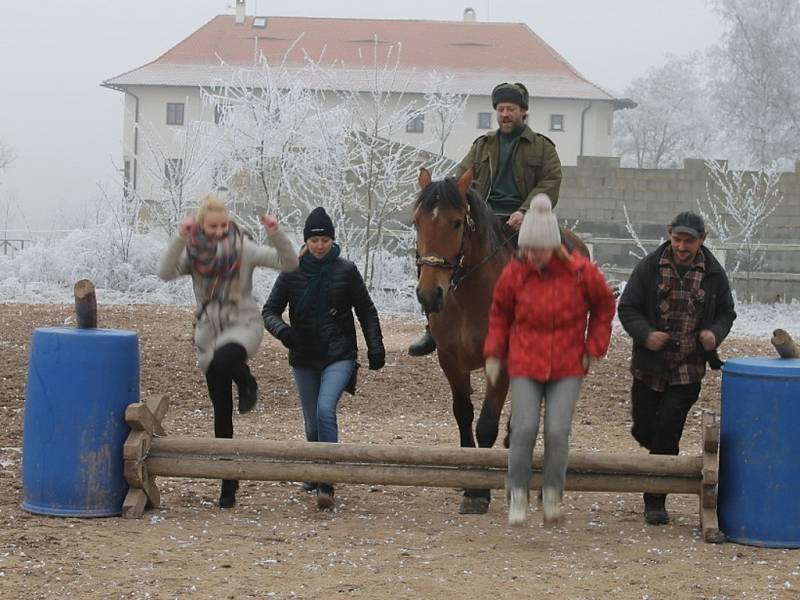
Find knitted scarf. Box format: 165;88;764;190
296;243;341;320
185;221;243;303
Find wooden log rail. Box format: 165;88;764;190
122;399;722;543
146;438;702;495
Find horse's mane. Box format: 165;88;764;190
414;177;505;250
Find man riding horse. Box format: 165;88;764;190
409;81;563;356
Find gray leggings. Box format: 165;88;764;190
507;377;583;493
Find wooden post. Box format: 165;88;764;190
771;329;799;359
73;279;97;329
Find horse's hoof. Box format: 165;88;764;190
459;496;490;514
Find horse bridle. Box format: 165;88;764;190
416;203;523;291
417;202;522;293
415;203;477;291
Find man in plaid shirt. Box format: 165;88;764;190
618;211;736;525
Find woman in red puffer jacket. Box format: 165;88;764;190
484;194;615;529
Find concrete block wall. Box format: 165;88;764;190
561;158;800;301
558;157;800;242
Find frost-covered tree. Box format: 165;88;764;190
424;72;469;157
697;159;784;300
204;59;318;221
95;176;145;265
614;54;715;168
0;140;13;173
0;142;22;251
137;120;218;237
209;39;452;289
709;0;800;167
314;39;452;287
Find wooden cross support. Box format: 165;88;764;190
121;395;169;518
700;411;723;543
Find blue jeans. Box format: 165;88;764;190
292;360;356;444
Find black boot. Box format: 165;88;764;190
317;484;335;510
408;324;436;357
238;373;258;414
644;493;669;525
219;479;239;508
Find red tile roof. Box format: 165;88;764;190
153;15;587;80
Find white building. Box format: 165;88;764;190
102;3;632;198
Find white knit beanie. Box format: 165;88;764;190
518;194;560;249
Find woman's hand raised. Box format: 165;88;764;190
178;216;196;239
260;214;279;234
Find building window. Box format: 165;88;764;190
166;102;185;126
477;112;492;129
214;104;225;125
164;158;183;185
550;114;564;132
406;114;424;133
607;116;614;136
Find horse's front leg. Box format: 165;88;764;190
456;370;511;514
476;370;510;449
439;354;489;514
439;354;475;448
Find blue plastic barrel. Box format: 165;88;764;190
22;327;139;517
719;356;800;547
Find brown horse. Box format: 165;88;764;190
413;167;589;514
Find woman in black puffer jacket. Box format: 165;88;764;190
262;207;385;509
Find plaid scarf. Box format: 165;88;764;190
185;221;243;303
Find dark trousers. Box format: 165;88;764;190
630;379;702;456
204;343;251;439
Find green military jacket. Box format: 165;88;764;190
455;125;562;210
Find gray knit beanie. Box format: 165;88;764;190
518;194;561;249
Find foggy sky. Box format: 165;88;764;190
0;0;723;231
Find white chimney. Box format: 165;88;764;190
235;0;246;24
463;8;477;22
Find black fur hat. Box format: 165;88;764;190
491;82;529;109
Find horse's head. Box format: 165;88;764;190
413;167;474;313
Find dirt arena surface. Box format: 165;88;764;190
0;303;798;599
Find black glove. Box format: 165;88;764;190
368;350;385;370
704;349;725;371
278;327;299;350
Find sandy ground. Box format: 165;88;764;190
0;304;798;600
